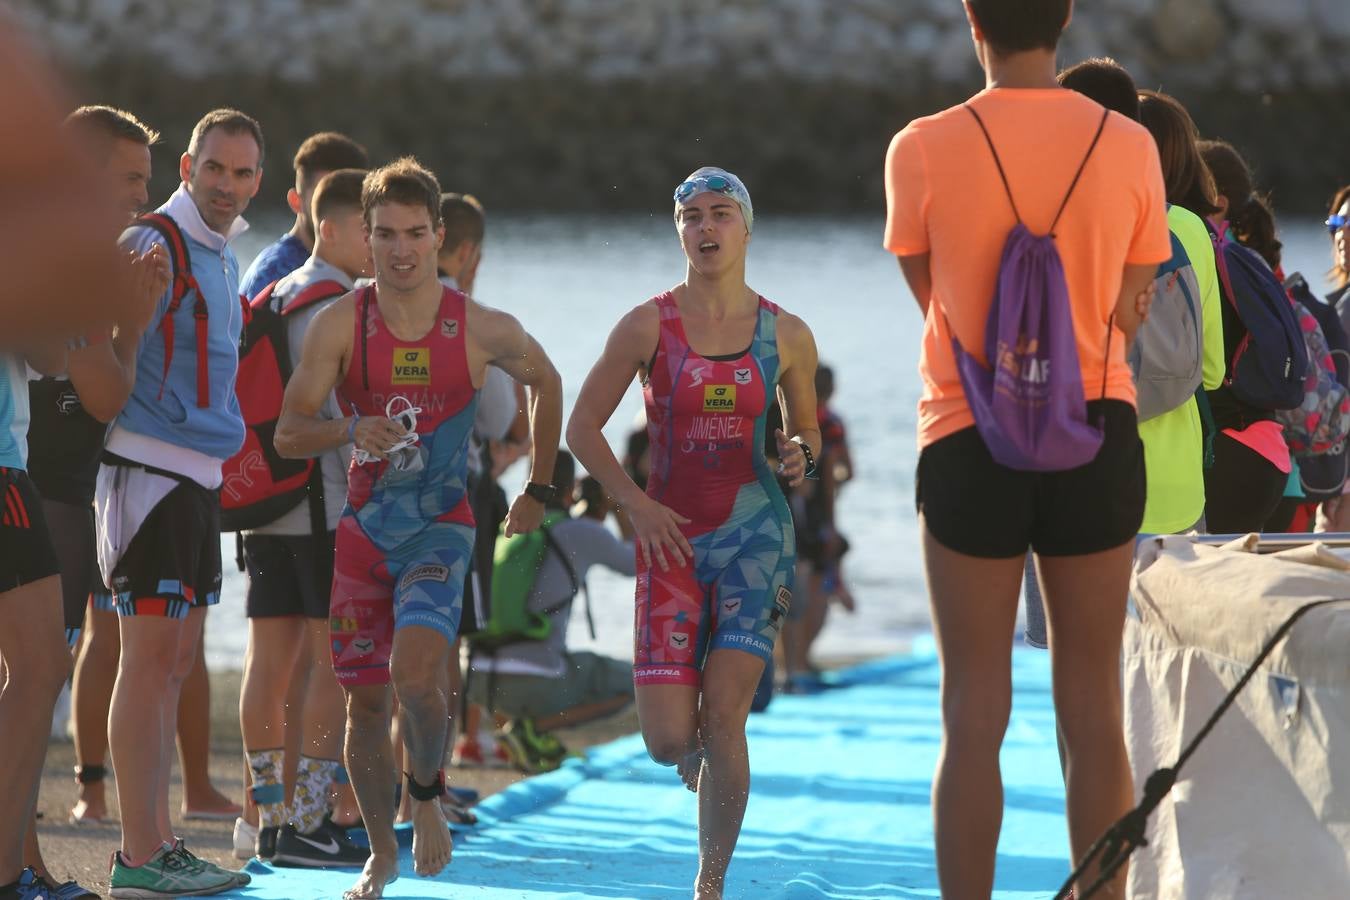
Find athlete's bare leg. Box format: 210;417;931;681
921;517;1023;900
343;684;398;900
636;682;701;793
692;649;764;900
1038;542;1135;900
389;625;454;878
0;577;67;883
71;604;119;823
178;632;241;817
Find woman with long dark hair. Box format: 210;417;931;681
1138;94;1288;533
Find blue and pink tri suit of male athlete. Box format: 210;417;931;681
329;284;479;686
634;291;796;687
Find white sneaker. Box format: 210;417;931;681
232;816;258;861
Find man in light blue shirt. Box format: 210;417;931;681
97;108;263;896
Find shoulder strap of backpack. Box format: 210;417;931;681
359;285;373;391
964;105;1108;235
136;213;209;407
1048;109;1109;235
280;279;349;316
249;280;280;311
538;521;596;640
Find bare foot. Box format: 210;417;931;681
343;852;399;900
182;785;242;818
694;879;724;900
677;748;703;794
70;793;108;824
410;798;453;877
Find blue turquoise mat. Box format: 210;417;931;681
224;640;1069;898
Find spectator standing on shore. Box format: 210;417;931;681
98;108;263;897
238;133;369;301
885;2;1170;895
235;169;372;869
1315;184;1350;531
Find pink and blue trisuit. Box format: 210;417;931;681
330;284;478;687
634;291;796;687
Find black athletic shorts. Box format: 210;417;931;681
39;496;101;643
916;400;1145;559
242;531;336;619
110;470;222;618
0;467;60;592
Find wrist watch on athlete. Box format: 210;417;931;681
524;481;559;504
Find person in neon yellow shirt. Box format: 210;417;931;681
1138;203;1224;534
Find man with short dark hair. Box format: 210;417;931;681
239;132;369;300
237;168;372;868
98;106;263;896
1057;56;1142;121
276;157;563;900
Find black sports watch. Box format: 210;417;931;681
524;481;559;504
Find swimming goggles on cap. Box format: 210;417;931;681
674;173;735;203
1327;213;1349;234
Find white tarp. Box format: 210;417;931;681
1125;536;1350;899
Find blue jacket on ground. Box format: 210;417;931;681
112;185;248;477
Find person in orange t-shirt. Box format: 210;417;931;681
883;2;1171;897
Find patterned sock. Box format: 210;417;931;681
247;748;288;830
291;755;339;834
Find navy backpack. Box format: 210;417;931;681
1209;220;1307;410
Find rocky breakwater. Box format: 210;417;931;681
12;0;1350;212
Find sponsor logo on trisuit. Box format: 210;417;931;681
352;637;375;653
770;585;792;624
669;632;690;649
721;597;742;616
703;384;736;412
440;319;459;338
734;367;752;385
400;563;449;587
392;347;431;385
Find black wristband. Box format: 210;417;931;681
524;481;559;504
793;437;818;478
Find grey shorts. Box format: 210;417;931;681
468;651;633;720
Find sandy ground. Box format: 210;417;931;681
31;669;641;897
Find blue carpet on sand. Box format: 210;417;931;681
223;639;1070;899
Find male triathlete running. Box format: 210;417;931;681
276;158;562;900
567;167;820;900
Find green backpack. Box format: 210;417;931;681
466;511;589;651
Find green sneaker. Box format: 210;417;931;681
108;845;235;898
498;718;569;773
170;839;251;887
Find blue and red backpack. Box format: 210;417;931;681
219;277;348;532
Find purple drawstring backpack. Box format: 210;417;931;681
949;104;1113;472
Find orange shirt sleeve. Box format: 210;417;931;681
883;125;931;256
1126;132;1173;266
